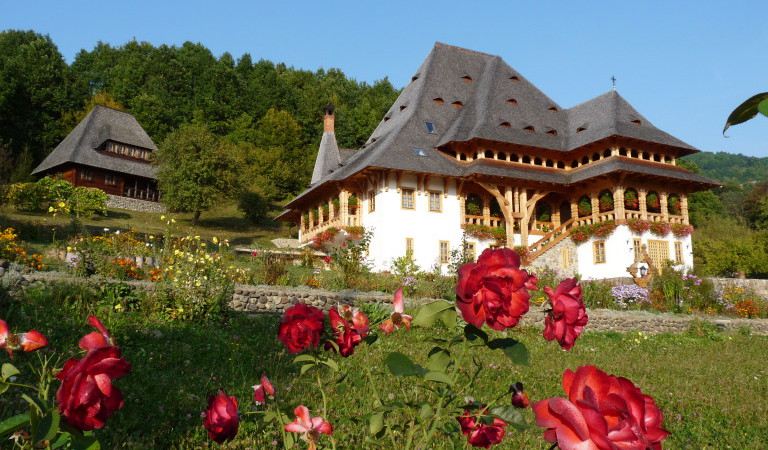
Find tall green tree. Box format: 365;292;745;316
156;124;243;224
743;181;768;230
0;30;84;168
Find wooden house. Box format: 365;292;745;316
32;106;160;209
277;43;719;278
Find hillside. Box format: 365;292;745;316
683;151;768;185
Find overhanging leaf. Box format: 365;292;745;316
487;338;530;365
489;405;527;430
320;358;339;373
383;352;419;377
411;300;455;328
1;363;20;381
724;92;768;133
292;354;317;364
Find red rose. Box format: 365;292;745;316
510;382;530;409
325;306;366;357
0;319;48;358
456;248;534;331
456;407;507;448
204;389;240;444
532;365;669;450
278;302;326;354
55;346;131;431
542;278;588;350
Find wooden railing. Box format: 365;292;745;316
463;215;504;228
525;216;578;264
300;212;358;244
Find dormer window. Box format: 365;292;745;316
499;122;511;128
507;99;518;105
461;75;473;82
523;125;535;132
451;101;464;109
576;126;587;133
548;107;558;112
509;76;520;82
425;122;437;134
631;119;642;125
433;98;444;104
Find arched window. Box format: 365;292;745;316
485;150;494;159
598;189;614;212
577;195;592;217
536;202;552;222
624;188;639;211
667;193;682;215
465;194;483;216
646;191;661;213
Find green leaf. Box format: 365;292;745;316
487;338;530;365
0;381;8;395
438;307;457;328
320;358;339;373
0;413;30;436
21;393;46;415
71;434;100;450
292;354;317;364
422;371;454;386
464;324;489;342
724;92;768;133
418;403;435;421
369;411;384;434
411;300;455;328
33;410;60;445
284;429;296;448
758;99;768;118
1;363;20;381
426;347;451;373
383;352;419;377
489;405;527;430
300;364;315;375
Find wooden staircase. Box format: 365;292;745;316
524;212;619;265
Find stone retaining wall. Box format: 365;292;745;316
2;269;767;335
106;194;166;213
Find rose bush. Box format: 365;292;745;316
204;389;240;444
456;407;507;448
542;278;589;350
56;316;131;431
533;365;669;449
278;302;326;354
456;248;535;331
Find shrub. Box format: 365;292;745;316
8;177;106;218
238;190;269;225
569;220;617;243
611;284;650;309
581;280;615;309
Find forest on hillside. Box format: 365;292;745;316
0;29;400;200
682;151;768;185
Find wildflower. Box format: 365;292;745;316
380;286;412;334
285;405;333;450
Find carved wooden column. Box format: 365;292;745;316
681;194;689;224
614;186;625;223
638;189;648;220
571;199;578;221
519;189;528;246
482;195;490;226
552;207;561;228
590;192;599;218
340;190;349;226
660;192;669;222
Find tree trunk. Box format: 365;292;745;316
192;210;201;226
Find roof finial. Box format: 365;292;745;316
611;76;617;91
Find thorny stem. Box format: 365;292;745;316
316;370;336;450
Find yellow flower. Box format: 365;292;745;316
58;202;66;208
213;237;219;244
171;219;176;223
48;206;55;212
160;215;166;221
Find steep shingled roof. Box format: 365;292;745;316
32;105;158;179
284;43;714;210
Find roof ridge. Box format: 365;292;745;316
433;42;497;58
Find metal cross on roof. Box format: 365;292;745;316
611;76;617;91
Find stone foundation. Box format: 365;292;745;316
106;194;166;213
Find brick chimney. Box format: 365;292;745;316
323;102;335;133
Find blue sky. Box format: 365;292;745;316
2;0;768;157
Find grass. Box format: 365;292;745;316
0;201;291;249
1;283;766;449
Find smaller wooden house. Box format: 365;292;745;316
32;106;161;208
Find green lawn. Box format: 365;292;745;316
0;201;291;249
1;284;766;449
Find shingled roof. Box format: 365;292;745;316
32;105;158;179
284;42;714;210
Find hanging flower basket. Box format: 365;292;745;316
671;223;694;237
646;193;661;212
649;221;670;237
577;199;592;217
466;203;482;216
668;197;682;215
627;218;651;235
